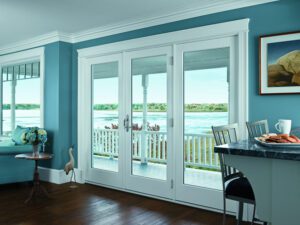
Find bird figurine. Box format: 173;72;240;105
64;145;77;187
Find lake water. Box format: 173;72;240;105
93;110;228;134
3;110;228;134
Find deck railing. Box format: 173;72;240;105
93;128;219;170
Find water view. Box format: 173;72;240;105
3;110;228;134
94;110;228;134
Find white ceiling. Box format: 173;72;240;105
0;0;276;47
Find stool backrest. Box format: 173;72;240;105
246;119;269;138
212;123;242;186
212;123;239;145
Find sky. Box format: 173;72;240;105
3;78;40;104
93;67;228;104
268;39;300;65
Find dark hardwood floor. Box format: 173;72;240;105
0;182;249;225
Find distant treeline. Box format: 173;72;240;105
93;103;227;112
2;103;227;112
2;104;40;110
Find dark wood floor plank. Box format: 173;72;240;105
0;182;250;225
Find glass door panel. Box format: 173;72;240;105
183;48;229;189
92;61;119;172
175;37;236;210
131;55;167;180
86;53;124;189
124;46;173;198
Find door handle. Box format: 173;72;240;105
124;114;131;132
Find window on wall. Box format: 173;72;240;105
1;61;41;136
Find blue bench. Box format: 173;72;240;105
0;139;34;184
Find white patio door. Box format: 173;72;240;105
85;53;125;188
124;46;174;198
174;37;237;211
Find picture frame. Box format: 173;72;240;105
259;31;300;95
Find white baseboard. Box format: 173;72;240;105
39;167;84;184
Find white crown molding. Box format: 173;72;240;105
72;0;277;43
0;31;72;56
0;0;277;55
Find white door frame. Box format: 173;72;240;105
124;46;174;198
77;18;249;209
84;53;125;188
174;36;237;211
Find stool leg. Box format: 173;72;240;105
251;204;256;225
223;197;226;225
237;201;243;225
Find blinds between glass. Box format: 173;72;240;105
1;61;40;82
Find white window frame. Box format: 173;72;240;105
0;47;45;135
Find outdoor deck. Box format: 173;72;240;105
93;155;222;190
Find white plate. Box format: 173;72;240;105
254;137;300;148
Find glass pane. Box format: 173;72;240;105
92;61;119;172
183;47;229;190
2;75;40;136
2;80;12;135
25;64;32;78
131;55;167;180
15;79;40;128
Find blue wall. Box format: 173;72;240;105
41;42;72;169
70;0;300;162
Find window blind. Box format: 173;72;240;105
1;61;40;82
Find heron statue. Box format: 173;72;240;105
64;145;77;188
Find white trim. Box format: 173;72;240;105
39;167;84;184
0;47;45;132
237;31;249;138
0;0;276;55
0;47;44;66
72;0;274;43
78;19;250;58
0;32;71;56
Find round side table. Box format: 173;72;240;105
15;152;53;203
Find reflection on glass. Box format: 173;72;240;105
183;48;229;190
131;55;167;180
92;61;119;172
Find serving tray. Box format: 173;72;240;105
254;137;300;148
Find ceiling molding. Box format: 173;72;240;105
0;0;277;55
72;0;277;43
0;31;72;56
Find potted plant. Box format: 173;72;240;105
24;127;47;155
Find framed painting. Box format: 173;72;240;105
259;31;300;94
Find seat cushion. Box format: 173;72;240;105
0;140;32;155
11;125;29;145
225;177;255;200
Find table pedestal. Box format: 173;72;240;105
26;159;50;203
15;153;53;203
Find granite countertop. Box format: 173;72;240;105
214;139;300;161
